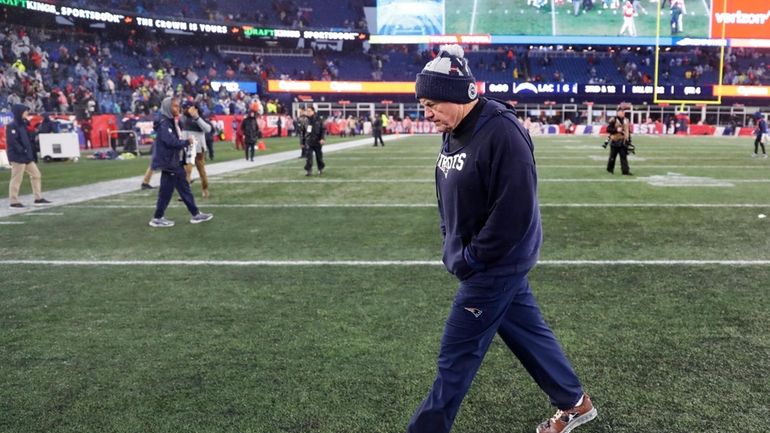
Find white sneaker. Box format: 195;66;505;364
752;153;758;158
190;212;213;224
149;217;175;228
764;154;769;159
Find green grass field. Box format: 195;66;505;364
445;0;712;38
2;134;770;433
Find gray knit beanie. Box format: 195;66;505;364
415;45;478;104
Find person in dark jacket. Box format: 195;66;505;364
303;106;325;176
372;113;385;146
6;104;51;208
294;110;308;158
181;101;212;198
606;105;632;175
149;97;213;228
241;109;260;161
752;111;768;158
408;45;596;433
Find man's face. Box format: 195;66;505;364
306;109;315;117
420;99;464;133
22;110;31;121
171;100;180;117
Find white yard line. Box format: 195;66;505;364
1;259;768;266
66;203;770;209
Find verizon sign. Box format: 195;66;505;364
711;1;770;39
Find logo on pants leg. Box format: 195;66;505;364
464;307;483;318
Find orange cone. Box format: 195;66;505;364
257;140;266;151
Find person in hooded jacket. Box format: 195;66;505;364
408;45;596;433
148;97;213;228
6;104;51;208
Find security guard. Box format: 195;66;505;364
606;105;632;176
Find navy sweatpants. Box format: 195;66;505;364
407;271;584;433
153;164;199;219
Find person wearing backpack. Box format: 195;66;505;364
409;44;596;433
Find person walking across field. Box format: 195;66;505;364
408;44;597;433
148;97;213;228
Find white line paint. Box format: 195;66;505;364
0;221;25;225
211;178;770;184
215;179;434;184
67;203;770;209
70;204;437;209
1;259;768;266
24;212;64;216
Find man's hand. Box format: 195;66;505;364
320;139;326;145
188;106;199;118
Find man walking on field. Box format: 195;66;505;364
408;44;597;433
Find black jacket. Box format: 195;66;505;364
6;104;35;164
305;114;325;147
241;115;260;143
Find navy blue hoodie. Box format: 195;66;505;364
435;98;542;280
151;99;190;171
5;104;35;164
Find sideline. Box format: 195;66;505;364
0;135;409;219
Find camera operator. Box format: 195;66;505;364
605;105;633;176
181;101;212;198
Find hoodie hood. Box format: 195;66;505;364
160;97;175;119
12;104;29;123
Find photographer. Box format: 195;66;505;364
181;101;212;198
605;105;633;176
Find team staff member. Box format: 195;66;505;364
241;109;260;162
372;113;385;146
606;105;632;175
409;44;596;433
7;104;51;208
149;97;213;228
181;101;212;198
295;109;308;158
303;106;326;176
752;111;768;158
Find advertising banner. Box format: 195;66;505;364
711;0;770;39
